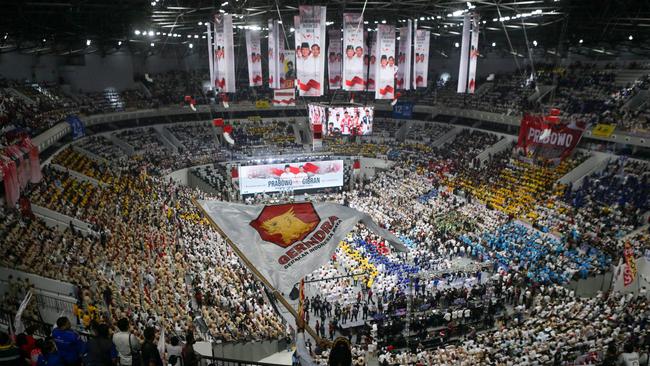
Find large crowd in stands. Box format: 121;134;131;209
0;98;649;366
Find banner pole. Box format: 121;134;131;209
191;198;321;342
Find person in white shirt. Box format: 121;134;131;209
112;318;141;366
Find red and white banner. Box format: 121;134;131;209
343;13;365;91
413;29;429;89
327;30;342;89
273;88;296;107
457;13;471;93
375;24;396;99
206;22;215;91
516;114;585;161
268;19;281;89
295;6;327;97
467;13;480;94
367;33;376;91
396;20;412;90
196;200;407;294
213;14;235;93
623;242;637;287
246;30;263;87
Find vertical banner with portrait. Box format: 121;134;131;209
374;24;396;100
367;33;376;91
467;13;480;94
413;29;430;89
213;14;235;93
457;13;471;93
280;50;296;88
343;13;365;91
327;30;342;89
246;30;263;87
295;6;327;97
268;19;281;89
396;20;412;90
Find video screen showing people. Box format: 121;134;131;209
325;106;373;136
308;104;326;127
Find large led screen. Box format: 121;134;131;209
325;106;373;136
239;160;344;194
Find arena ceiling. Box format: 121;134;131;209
1;0;649;57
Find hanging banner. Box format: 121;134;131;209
516;114;585;161
396;21;412;90
457;13;471;93
273;88;296;107
268;19;281;89
413;29;430;89
343;13;365;91
375;24;396;100
65;115;86;140
367;33;376;91
295;6;327;97
213;14;235;93
206;22;214;91
623;242;638;287
327;30;342;89
196;200;407;295
467;13;480;93
280;50;296;88
246;30;263;87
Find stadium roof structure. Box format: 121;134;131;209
1;0;649;57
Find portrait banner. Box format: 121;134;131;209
246;30;263;87
213;14;235;93
328;30;342;89
375;24;396;99
343;13;365;91
295;6;327;97
413;29;430;89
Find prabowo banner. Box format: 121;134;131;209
367;33;376;91
396;20;412;90
268;19;281;88
467;13;480;93
196;200;407;294
246;30;263;87
295;6;327;97
213;14;235;93
516;114;585;161
413;29;430;89
343;13;365;91
239;160;344;194
272;88;295;107
327;29;342;89
375;24;396;100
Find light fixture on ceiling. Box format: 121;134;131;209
134;30;141;35
628;35;633;40
198;21;203;25
454;42;459;47
150;43;154;47
532;40;538;46
492;42;496;47
189;43;193;48
579;39;583;44
148;30;154;36
118;41;122;46
86;39;91;46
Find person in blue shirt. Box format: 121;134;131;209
51;316;85;366
37;338;64;366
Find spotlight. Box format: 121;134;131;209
454;42;459;47
134;30;141;35
148;30;154;36
150;42;154;47
491;42;496;47
42;38;46;42
532;40;538;47
86;39;91;46
579;39;583;44
118;41;122;46
628;35;633;40
189;43;194;48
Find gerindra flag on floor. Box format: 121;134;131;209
196;200;407;294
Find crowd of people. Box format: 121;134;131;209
0;96;648;366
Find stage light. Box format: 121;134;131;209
290;27;295;32
118;41;122;46
454;42;459;47
189;43;193;48
42;38;46;42
628;35;633;40
187;34;192;38
579;39;583;44
202;35;206;38
492;42;496;47
198;21;203;25
420;17;425;21
381;20;386;24
151;1;156;5
134;30;141;35
532;40;538;47
86;39;91;46
148;30;154;36
194;35;199;38
150;43;154;47
156;32;160;35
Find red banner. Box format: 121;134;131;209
516;114;584;161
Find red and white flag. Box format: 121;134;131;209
246;30;263;87
196;200;406;294
457;14;471;93
268;19;281;89
367;33;376;91
295;6;327;97
343;13;365;91
396;20;412;90
273;88;296;107
375;24;396;100
467;13;480;93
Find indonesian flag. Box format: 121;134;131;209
196;200;407;294
273;88;295;106
13;290;33;335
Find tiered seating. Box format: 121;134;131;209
115;128;167;154
51;147;118;184
76;136;126;160
405;123;453;142
167;123;221;156
373;119;404;137
191;165;231;198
